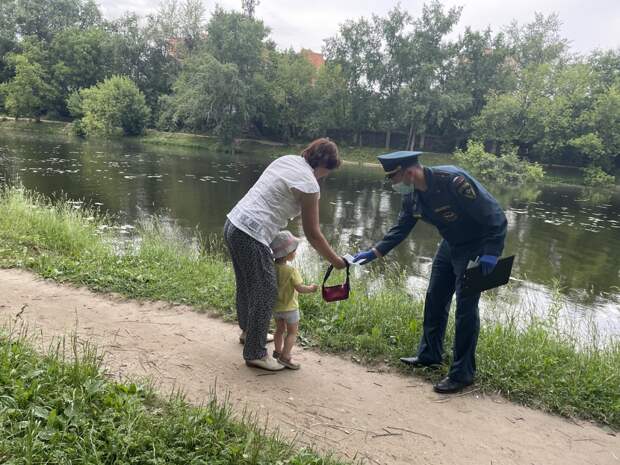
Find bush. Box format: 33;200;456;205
454;140;545;185
69;76;150;136
582;166;615;187
69;119;86;137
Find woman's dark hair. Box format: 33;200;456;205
301;138;341;170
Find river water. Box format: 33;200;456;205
1;131;619;339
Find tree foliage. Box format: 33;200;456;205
454;140;544;185
1;53;55;120
158;51;246;144
0;0;618;177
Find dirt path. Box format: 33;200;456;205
0;269;617;465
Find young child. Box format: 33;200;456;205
270;230;318;369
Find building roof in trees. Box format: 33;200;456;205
301;49;325;69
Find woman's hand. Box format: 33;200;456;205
299;191;346;268
332;256;347;269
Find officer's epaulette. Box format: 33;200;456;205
431;169;459;188
433;168;457;180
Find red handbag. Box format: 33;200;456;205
322;261;350;302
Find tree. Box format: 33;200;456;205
0;0;18;82
144;0;207;55
205;6;269;79
307;63;349;135
1;53;55;120
532;64;595;162
588;49;620;90
263;50;316;140
442;27;515;146
505;13;569;69
584;83;620;172
179;0;207;52
48;27;112;115
242;0;260;18
106;9;182;120
100;0;207;124
158;51;247;144
399;1;462;150
372;7;414;148
14;0;101;43
73;75;150;136
473;64;550;154
324;16;379;145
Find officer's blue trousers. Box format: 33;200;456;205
417;240;482;384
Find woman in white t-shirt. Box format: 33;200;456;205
224;138;346;371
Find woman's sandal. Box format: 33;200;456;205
245;355;284;371
278;356;300;370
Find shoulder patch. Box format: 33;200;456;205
453;176;477;199
434;170;453;179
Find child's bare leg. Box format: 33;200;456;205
281;322;299;361
274;318;286;355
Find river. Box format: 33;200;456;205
1;130;619;339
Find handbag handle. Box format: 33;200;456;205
322;258;350;287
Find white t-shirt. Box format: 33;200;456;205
227;155;320;246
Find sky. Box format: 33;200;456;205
98;0;620;56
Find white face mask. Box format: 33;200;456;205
392;181;415;195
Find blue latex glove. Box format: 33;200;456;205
353;249;377;265
479;255;499;276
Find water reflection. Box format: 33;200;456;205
1;130;619;338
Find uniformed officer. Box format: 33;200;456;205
353;151;507;393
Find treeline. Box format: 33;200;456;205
0;0;618;175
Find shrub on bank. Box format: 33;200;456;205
454;140;545;185
67;76;150;137
582;165;616;187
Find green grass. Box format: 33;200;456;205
0;117;69;135
338;146;389;164
0;118;411;166
140;130;221;151
0;186;618;430
139;130;443;166
0;330;347;464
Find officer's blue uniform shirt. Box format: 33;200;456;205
374;165;507;258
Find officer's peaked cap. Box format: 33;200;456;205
377;151;423;175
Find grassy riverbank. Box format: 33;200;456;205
6;118;617;186
119;127;386;165
0;118;415;167
0;331;346;464
0;186;618;429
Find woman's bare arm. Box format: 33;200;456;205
296;190;346;269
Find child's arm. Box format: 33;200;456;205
294;283;318;294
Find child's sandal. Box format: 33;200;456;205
278;356;300;370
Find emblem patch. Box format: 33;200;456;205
434;205;458;222
453;176;477;200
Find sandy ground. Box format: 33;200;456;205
0;268;617;465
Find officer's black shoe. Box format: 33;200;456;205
399;356;440;369
433;376;473;394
